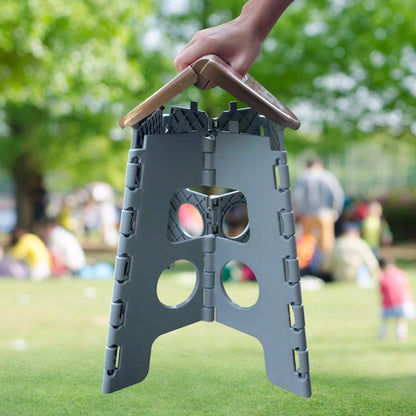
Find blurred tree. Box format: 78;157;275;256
0;0;171;229
154;0;416;152
2;0;415;228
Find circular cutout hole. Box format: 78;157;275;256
157;260;198;307
223;204;249;239
221;261;259;308
178;203;204;237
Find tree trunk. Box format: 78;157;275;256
12;155;47;231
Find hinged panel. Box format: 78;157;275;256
103;102;310;398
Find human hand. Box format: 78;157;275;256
174;15;263;76
174;0;293;76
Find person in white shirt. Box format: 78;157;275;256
42;218;86;274
322;222;380;287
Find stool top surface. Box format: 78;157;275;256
119;54;300;130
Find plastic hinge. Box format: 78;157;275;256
279;211;295;238
119;210;136;236
203;253;215;273
290;328;307;351
202;136;215;153
204;287;215;308
284;257;300;284
291;304;305;330
202;235;216;252
297;350;309;376
125;162;142;189
277;164;290;190
104;346;119;372
202;137;216;186
202;307;214;322
203;152;215;171
110;301;126;328
202;272;215;288
201;169;216;187
202;236;215;321
114;255;131;282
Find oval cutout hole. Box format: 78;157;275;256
178;203;204;237
221;261;259;308
157;260;198;307
223;204;249;239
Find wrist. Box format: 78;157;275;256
239;0;294;41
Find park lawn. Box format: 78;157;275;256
1;261;415;416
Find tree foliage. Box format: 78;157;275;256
1;0;174;180
154;0;416;151
0;0;170;226
1;0;415;226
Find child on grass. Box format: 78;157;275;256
379;258;415;341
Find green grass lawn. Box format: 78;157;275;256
1;260;416;415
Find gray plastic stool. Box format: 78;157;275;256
102;101;311;397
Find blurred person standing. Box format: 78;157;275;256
88;182;119;247
293;156;344;254
322;222;379;287
378;258;415;341
361;200;392;258
81;200;100;237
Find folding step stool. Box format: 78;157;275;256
102;56;311;398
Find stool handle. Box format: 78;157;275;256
120;54;300;130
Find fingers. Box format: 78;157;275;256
174;33;215;71
174;46;197;71
173;21;260;75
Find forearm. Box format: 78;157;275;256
239;0;294;41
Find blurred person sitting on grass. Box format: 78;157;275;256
296;223;323;277
295;225;334;283
40;217;86;276
322;222;380;288
3;227;51;281
378;257;415;342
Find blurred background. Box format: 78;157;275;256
1;2;416;413
0;0;415;253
